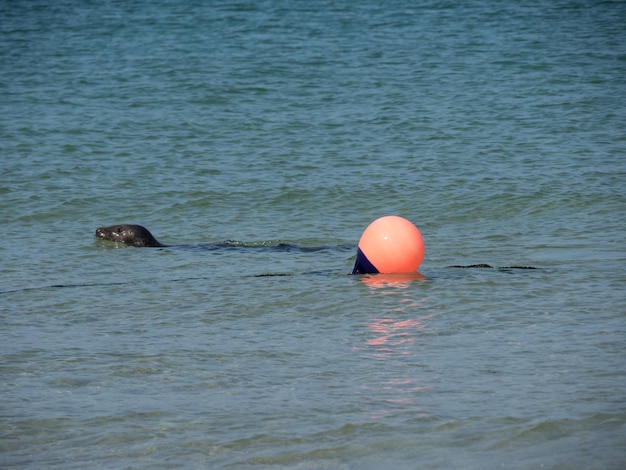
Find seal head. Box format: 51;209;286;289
95;224;166;247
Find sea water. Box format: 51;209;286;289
1;0;625;468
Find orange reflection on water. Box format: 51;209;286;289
354;279;433;420
359;272;425;289
360;314;433;421
365;315;433;350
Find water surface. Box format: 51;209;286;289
2;1;625;468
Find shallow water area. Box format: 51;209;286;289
2;0;626;468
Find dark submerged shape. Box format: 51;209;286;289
95;224;166;247
448;264;537;270
94;225;538;271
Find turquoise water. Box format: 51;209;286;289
2;1;625;468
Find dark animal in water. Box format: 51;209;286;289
95;224;537;271
95;224;166;247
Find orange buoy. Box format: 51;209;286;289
352;216;425;274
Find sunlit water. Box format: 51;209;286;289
2;1;625;468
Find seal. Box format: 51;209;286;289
95;224;166;247
94;224;537;271
94;224;353;252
